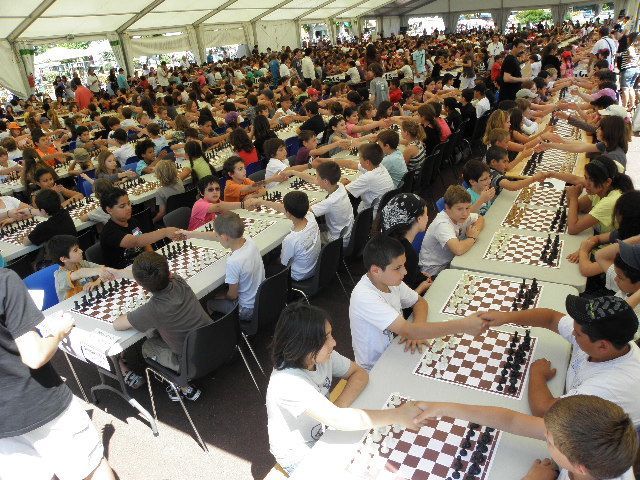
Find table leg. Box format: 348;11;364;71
90;355;159;436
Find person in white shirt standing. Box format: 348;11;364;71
157;61;170;88
87;68;100;94
301;48;316;85
486;34;504;68
480;294;640;426
590;26;619;70
349;235;486;370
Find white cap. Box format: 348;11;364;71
598;104;629;119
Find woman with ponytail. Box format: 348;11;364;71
564;155;634;235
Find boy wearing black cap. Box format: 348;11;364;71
479;295;640;426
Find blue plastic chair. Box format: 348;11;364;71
24;264;60;310
436;197;446;212
246;161;264;177
412;231;425;254
285;136;301;157
125;155;139;165
81;179;94;197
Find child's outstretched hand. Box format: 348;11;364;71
479;187;496;203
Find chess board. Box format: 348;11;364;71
158;241;227;279
127;180;159;196
522;151;577;176
413;329;537;399
553;121;580;140
484;230;563;268
205;146;233;170
501;204;567;233
200;216;276;238
349;393;501;480
0;218;42;244
70;278;149;324
441;273;542;317
253;205;284;217
66;198;99;220
516;185;567;208
289;179;324;192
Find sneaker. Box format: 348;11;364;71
181;385;201;402
123;371;145;389
166;385;181;402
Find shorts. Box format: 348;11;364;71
621;68;639;89
0;398;103;480
142;335;180;372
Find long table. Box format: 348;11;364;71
292;268;575;479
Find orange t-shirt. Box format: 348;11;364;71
36;146;61;167
224;178;255;202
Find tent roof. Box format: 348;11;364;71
1;0;600;41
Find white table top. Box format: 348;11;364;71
450;183;590;292
292;268;575;479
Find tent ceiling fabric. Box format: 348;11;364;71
0;0;626;42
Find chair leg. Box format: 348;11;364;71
173;385;209;453
63;352;89;403
291;287;309;304
342;259;355;285
145;368;159;424
237;345;263;397
336;273;349;298
241;332;266;376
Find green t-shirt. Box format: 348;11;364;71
588;189;622;233
191;157;212;180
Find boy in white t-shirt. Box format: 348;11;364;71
419;185;484;277
480;294;640;426
414;395;636;480
111;129;136;165
185;211;265;322
289;161;354;246
247;190;320;281
595;240;640;319
349;235;486;370
343;143;394;214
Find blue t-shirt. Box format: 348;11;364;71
467;187;494;216
381;150;407;188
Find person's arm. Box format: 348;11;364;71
506;148;534;170
119;227;178;249
594;241;620;272
57;186;84;206
469;188;496;214
181;229;221;242
527;359;559;417
349;119;387;134
223;282;239;301
499;172;548;192
479;308;563;333
310;138;351;157
332;362;369;408
387;311;487;342
245;197;285;213
112;314;133;331
445;217;484;256
14;314;75;369
565;186;596;235
413;402;545;440
503;72;531;83
536;141;598;154
287;169;317;184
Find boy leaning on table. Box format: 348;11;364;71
349;235;486;371
478;294;640;426
413;395;636;480
109;251;212;402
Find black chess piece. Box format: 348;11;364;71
74;300;79;310
470;451;486;464
452;457;463;471
468;463;481;476
452;472;461;479
460;437;472;449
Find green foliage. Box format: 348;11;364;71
515;9;552;25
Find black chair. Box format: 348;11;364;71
435;138;454;188
399;169;416;194
132;207;155;234
85;242;104;264
163;207;191;230
470;110;491;155
342;208;373;284
248;169;266;182
165;188;198;214
291;238;347;302
76;227;96;252
243;266;290;337
144;307;262;452
417;147;441;213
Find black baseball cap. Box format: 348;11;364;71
618;241;640;271
566;295;638;345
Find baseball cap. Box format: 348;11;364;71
618;241;640;270
73;147;90;163
307;88;320;97
590;88;617;101
7;122;21;130
516;88;537;99
412;85;424;95
598;104;628;119
565;295;638;345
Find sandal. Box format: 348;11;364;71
123;370;145;389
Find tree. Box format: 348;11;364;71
515;9;552;25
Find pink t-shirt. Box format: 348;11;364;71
188;198;217;231
346;122;360;138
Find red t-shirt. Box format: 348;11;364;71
436;118;452;142
237;148;258;166
75;86;93;110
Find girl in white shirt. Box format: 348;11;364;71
264;138;290;189
266;303;423;474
